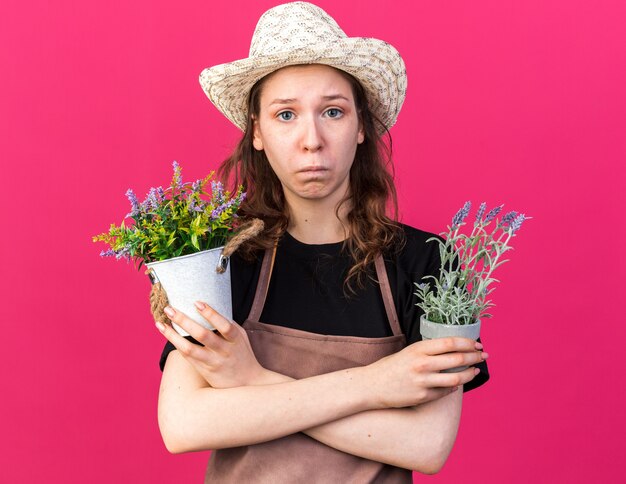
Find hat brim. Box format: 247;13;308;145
199;37;407;132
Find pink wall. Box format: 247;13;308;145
2;0;624;482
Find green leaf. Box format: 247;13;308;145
191;233;200;250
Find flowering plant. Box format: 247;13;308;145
414;202;529;325
93;161;245;268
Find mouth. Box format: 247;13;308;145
298;165;328;173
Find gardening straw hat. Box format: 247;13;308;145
199;1;407;132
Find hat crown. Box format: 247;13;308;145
249;2;347;57
200;1;407;132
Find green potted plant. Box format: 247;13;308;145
93;161;248;335
414;201;529;371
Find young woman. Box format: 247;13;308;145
156;3;489;482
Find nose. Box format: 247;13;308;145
301;116;323;152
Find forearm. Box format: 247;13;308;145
158;351;376;453
257;369;463;473
158;333;483;466
311;391;462;473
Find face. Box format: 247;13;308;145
252;64;365;206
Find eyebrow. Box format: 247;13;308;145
268;94;351;106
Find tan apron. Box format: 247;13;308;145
204;248;412;483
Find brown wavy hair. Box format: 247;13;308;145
218;66;404;293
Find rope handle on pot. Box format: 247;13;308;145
148;272;170;327
216;218;265;273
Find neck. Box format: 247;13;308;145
286;196;351;244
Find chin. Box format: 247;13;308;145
296;182;329;197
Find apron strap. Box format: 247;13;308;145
248;245;277;322
374;254;402;337
247;246;402;337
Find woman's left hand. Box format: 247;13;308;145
156;301;265;389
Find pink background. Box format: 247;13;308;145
2;0;624;482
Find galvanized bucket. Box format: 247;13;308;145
146;247;231;336
420;315;481;372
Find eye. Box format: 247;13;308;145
278;111;294;121
325;108;343;119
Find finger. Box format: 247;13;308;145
428;351;489;372
155;318;206;360
426;366;480;388
430;385;460;400
421;337;482;356
163;306;227;352
193;301;238;342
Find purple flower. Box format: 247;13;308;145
510;213;527;234
172;161;183;189
211;180;224;202
474;202;487;225
125;189;140;218
452;201;472;227
416;282;429;291
189;198;204;213
115;246;131;262
211;203;227;220
192;179;202;193
144;187;160;211
500;211;518;227
484;205;503;223
210;196;240;219
100;249;116;258
157;186;165;201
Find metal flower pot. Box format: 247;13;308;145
420;315;481;372
146;247;231;336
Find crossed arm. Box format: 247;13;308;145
157;303;487;473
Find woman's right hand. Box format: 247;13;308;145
363;337;488;410
156;302;266;389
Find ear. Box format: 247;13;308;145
357;119;365;145
252;116;264;151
